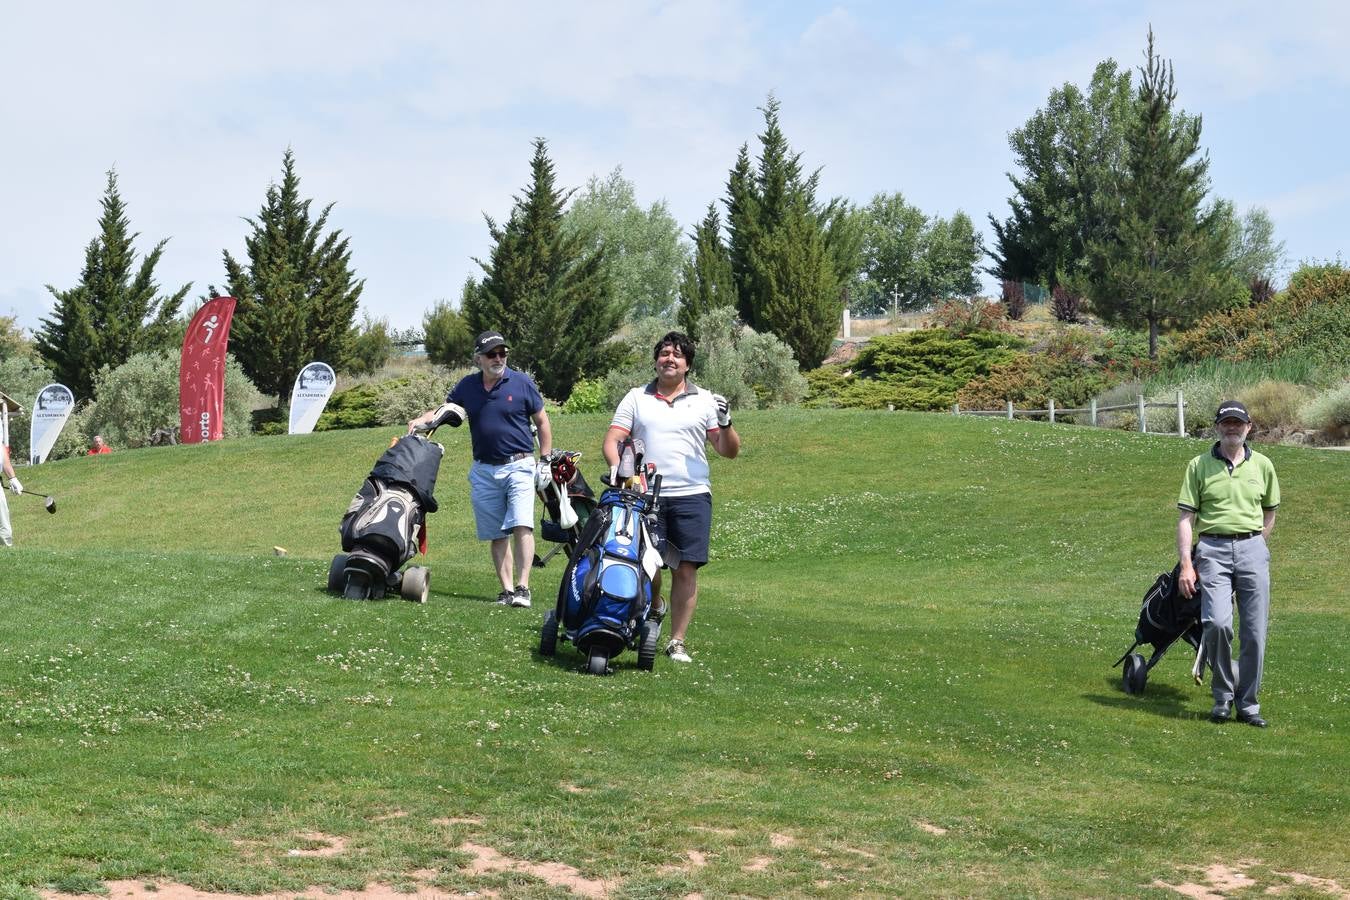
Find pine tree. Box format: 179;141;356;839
1078;29;1242;358
466;139;621;400
219;149;364;400
37;170;188;398
677;204;737;339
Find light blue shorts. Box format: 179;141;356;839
468;458;536;541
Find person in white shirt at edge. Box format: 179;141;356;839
602;331;740;662
1;440;22;546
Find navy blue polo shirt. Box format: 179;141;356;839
447;367;543;462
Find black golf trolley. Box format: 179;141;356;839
1114;561;1205;694
328;431;445;603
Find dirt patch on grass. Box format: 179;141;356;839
914;820;948;836
432;815;483;826
742;856;772;873
41;880;482;900
1154;862;1349;899
459;841;613;898
770;832;795;848
286;832;348;857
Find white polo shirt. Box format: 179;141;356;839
610;381;721;497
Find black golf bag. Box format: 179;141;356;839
329;434;444;602
1114;560;1203;694
539;468;664;675
534;450;598;567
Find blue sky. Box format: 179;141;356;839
2;1;1347;335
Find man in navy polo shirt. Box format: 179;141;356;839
1177;400;1280;727
409;330;552;607
602;331;740;663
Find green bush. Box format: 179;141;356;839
375;370;464;427
809;329;1024;411
1168;262;1350;370
562;378;608;414
691;306;807;410
1300;380;1350;440
86;351;260;448
316;384;382;431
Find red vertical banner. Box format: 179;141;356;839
179;296;237;444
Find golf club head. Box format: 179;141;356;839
45;496;56;514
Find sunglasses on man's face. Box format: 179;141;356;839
484;348;508;359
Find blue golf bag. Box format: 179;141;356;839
539;478;665;675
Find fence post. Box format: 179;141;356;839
1048;398;1056;423
1090;398;1098;427
843;309;851;340
1006;400;1014;420
953;403;960;415
1138;394;1147;433
1176;390;1185;437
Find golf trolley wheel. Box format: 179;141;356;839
400;567;429;604
327;554;349;594
587;649;610;676
637;620;659;671
1123;653;1148;695
539;610;559;657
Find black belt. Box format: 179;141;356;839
475;452;532;465
1201;531;1261;541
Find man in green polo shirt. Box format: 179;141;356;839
1177;401;1280;727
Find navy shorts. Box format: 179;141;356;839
650;492;713;568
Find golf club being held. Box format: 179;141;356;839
5;479;56;514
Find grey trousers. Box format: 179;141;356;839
1196;534;1271;716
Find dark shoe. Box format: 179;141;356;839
1236;712;1268;728
494;589;515;605
649;599;667;623
1210;701;1232;723
510;586;532;608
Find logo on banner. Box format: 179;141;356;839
179;296;237;444
30;383;76;464
289;361;338;435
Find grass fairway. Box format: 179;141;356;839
1;411;1347;898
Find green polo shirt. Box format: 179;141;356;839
1178;443;1280;535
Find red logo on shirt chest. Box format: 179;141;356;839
507;394;513;402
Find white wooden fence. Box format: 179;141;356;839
952;391;1187;436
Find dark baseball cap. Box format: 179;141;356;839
1215;400;1251;423
474;331;508;355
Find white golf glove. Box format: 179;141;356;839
8;477;21;495
712;393;731;427
535;459;553;492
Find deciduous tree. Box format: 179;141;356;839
563;167;687;319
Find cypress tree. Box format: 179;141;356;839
677;204;737;339
466;138;621;400
722;95;856;367
38;170;188;398
1078;29;1242;357
220;149;364;400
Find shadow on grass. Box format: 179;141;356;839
1084;677;1212;722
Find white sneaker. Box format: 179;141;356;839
665;639;692;663
511;586;532;608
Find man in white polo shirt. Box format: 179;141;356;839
602;331;741;663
